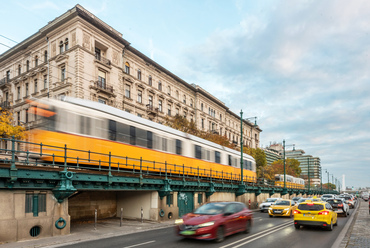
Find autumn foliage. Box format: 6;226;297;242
0;107;25;140
263;158;301;180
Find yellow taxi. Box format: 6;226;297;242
293;200;338;230
268;199;297;218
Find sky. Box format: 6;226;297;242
0;0;369;188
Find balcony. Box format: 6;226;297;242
90;80;115;97
95;54;111;67
0;101;11;109
0;78;10;90
146;104;158;116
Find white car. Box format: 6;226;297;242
259;198;281;212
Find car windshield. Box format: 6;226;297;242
194;203;227;215
266;199;277;202
344;196;352;200
275;200;290;206
292;197;300;201
298;204;324;211
327;199;342;204
298;198;308;203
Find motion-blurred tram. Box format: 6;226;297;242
28;97;257;181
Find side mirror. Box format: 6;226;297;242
223;212;233;217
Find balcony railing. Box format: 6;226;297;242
92;80;114;94
95;54;111;66
0;101;11;109
0;78;10;88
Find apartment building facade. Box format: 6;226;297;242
0;4;261;150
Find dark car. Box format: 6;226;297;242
292;197;302;204
175;202;253;242
326;198;349;217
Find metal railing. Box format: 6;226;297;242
93;80;114;93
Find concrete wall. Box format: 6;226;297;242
0;190;69;242
116;191;158;221
68;191;117;221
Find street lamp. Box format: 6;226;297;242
282;140;295;195
325;169;330;193
239;110;257;184
307;157;311;195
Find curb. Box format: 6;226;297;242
331;201;360;248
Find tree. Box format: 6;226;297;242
322;183;336;190
264;158;301;180
0;107;25;140
244;147;267;178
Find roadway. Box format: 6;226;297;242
61;208;355;248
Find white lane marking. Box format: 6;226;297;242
228;224;292;248
219;221;292;248
123;240;156;248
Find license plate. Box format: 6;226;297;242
274;211;282;213
180;230;196;235
303;214;314;217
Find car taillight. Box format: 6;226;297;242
318;211;330;215
307;203;314;205
293;210;301;214
338;204;343;207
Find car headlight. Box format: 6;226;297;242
198;221;215;228
269;207;272;210
284;208;290;211
175;219;184;225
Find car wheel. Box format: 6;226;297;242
215;226;225;243
334;219;338;226
244;220;251;234
260;210;264;213
269;215;273;218
294;223;300;229
327;220;333;231
344;211;347;217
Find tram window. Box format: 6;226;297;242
44;106;56;131
108;119;116;140
80;116;91;135
117;122;130;143
136;128;147;147
228;155;232;166
147;131;153;149
206;150;210;161
195;145;202;159
176;139;182;155
215;151;221;163
130;126;136;145
162;137;167;151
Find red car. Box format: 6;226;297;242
175;202;253;242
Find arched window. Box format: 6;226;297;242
137;69;141;80
59;41;64;54
35;56;38;67
167;86;171;95
125;62;130;74
183;94;186;104
201;103;203;111
190;99;193;107
26;60;29;72
44;50;48;63
18;64;21;75
64;38;69;51
176;90;179;99
158;81;162;91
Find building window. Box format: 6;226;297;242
137;113;142;117
26;60;29;72
44;75;47;89
98;98;106;104
95;47;101;60
34;79;37;93
35;56;38;67
148;95;153;107
176;108;179;115
6;70;10;81
61;67;65;82
25;192;46;216
98;70;106;88
148;76;152;86
17;87;20;100
167;86;171;95
201;118;204;129
201;103;203;111
158;100;162;112
26;109;29;123
190;99;193;107
183;95;186;104
137;69;141;80
137;90;142;103
65;38;69;51
59;41;64;54
125;84;131;98
125;62;130;74
158;81;162;91
167;105;171;116
44;50;47;63
176;90;179;99
25;83;29;96
220;114;222;121
25;193;33;213
17;111;20;126
18;64;21;75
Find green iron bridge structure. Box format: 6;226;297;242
0;137;338;204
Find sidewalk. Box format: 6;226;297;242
0;218;176;248
339;199;370;248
